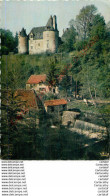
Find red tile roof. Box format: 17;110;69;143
27;74;46;84
44;99;67;107
27;74;66;85
14;89;39;108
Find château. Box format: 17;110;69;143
18;15;59;54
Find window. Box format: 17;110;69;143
31;46;33;49
30;35;33;38
47;40;49;48
53;88;55;93
38;43;40;46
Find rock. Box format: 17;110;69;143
62;111;80;126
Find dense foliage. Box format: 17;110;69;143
0;29;18;55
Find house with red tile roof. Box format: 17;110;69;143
26;74;59;94
44;99;67;114
14;89;45;126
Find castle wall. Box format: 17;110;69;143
29;30;59;54
43;31;57;53
29;39;44;54
55;31;59;52
18;36;28;54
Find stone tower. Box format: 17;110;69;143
43;15;59;53
18;28;28;54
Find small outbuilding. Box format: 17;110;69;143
44;99;67;114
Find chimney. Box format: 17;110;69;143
53;15;57;30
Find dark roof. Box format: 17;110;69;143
20;28;27;37
46;16;53;27
45;15;54;31
29;15;58;39
29;26;46;39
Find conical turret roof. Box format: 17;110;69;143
45;15;54;30
20;28;27;37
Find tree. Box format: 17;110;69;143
77;38;110;100
75;5;97;39
89;14;106;40
0;29;18;55
74;39;88;51
79;62;99;101
60;69;72;99
46;62;59;89
61;26;76;52
1;89;23;159
14;32;18;53
70;53;82;98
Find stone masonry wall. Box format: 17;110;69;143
18;36;28;54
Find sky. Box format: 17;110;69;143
1;0;110;36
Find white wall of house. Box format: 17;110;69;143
26;83;50;92
26;83;59;94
